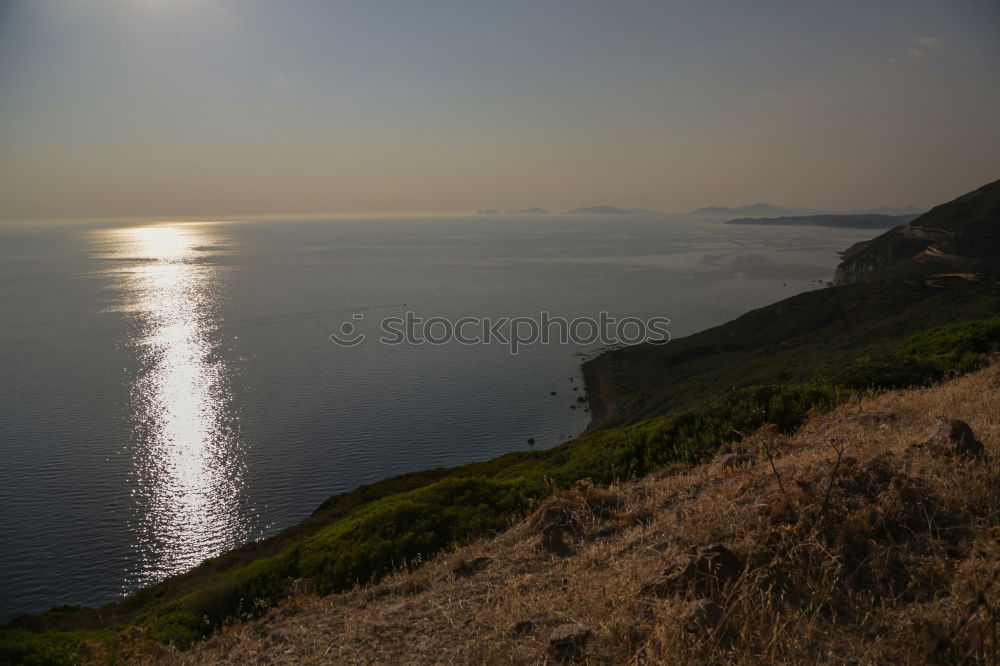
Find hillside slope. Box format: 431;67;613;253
162;365;1000;665
832;179;1000;286
584;274;1000;429
585;178;1000;430
5;180;1000;663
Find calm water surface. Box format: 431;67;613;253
0;215;875;618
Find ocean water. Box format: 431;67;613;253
0;214;876;619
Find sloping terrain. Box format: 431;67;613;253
832;179;1000;286
4;179;999;664
584;274;1000;429
6;284;1000;665
151;365;1000;665
585;179;1000;430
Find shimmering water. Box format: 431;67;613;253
98;225;251;588
0;215;876;619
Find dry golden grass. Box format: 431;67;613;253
149;366;1000;665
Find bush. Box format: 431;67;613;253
7;316;1000;660
836;317;1000;390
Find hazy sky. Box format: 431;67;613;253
1;0;998;219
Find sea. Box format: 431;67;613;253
0;213;877;619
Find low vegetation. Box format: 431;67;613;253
3;275;1000;664
586;274;1000;427
141;364;1000;663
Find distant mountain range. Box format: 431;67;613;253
726;213;919;230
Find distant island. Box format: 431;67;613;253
725;213;919;229
565;205;661;215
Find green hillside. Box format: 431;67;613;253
5;180;1000;664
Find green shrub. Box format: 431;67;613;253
7;314;1000;661
0;628;103;666
836;317;1000;389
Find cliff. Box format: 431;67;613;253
832;179;1000;286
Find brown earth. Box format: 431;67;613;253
116;365;1000;665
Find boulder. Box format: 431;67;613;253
925;418;984;458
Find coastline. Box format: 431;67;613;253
1;355;619;626
12;171;1000;658
581;353;612;433
9;272;1000;659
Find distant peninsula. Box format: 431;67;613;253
725;213;919;229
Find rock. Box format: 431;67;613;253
548;623;590;649
926;418;984;458
640;544;742;597
527;437;536;445
682;598;722;633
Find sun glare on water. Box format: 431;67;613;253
94;223;250;592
